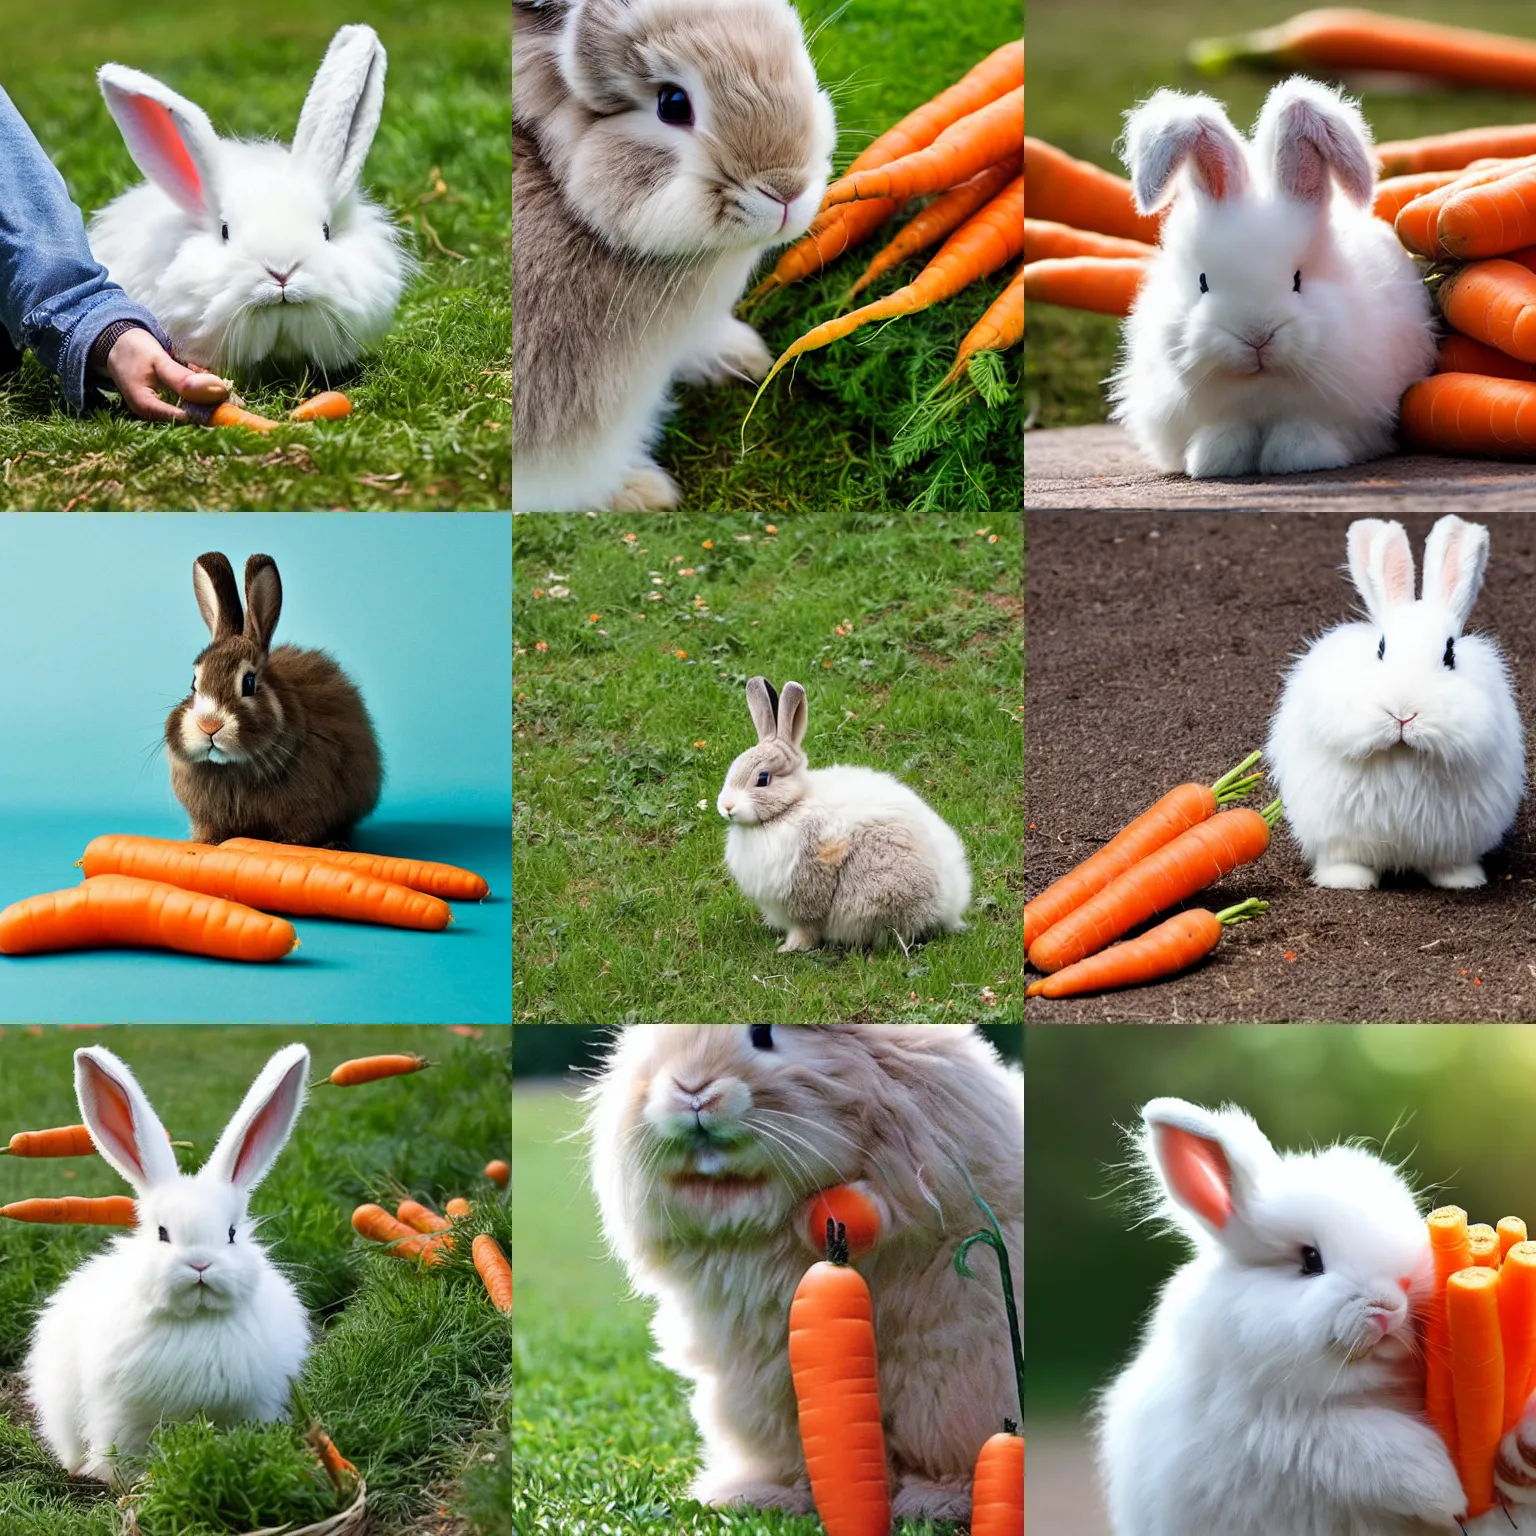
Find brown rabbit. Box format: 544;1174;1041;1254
165;552;382;847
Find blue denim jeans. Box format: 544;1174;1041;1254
0;83;168;411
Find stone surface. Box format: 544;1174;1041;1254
1026;423;1536;510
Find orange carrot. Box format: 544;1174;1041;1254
1437;260;1536;363
305;1426;359;1495
1470;1225;1501;1268
1024;219;1157;264
748;203;902;299
397;1198;451;1235
1;1196;136;1225
1436;335;1536;384
1025;754;1263;950
1394;161;1534;257
805;1185;883;1257
1373;170;1466;226
970;1426;1024;1536
485;1159;509;1188
822;89;1022;208
850;163;1019;297
351;1203;445;1265
1501;1219;1529;1261
1448;1265;1503;1516
1428;1206;1473;1463
206;402;281;432
218;837;488;901
1027;800;1281;974
446;1197;471;1219
1400;372;1536;457
788;1220;891;1536
1439;165;1536;259
1026;899;1266;999
1500;1242;1536;1432
473;1233;513;1315
1024;137;1162;245
1377;126;1536;178
288;391;352;422
1;1125;95;1157
79;834;450;932
1023;256;1147;317
942;264;1024;385
328;1054;429;1087
0;875;298;962
1190;11;1536;95
750;178;1024;410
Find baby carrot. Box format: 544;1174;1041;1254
485;1159;510;1188
445;1197;472;1219
328;1054;429;1087
288;391;352;422
206;402;281;432
1448;1266;1503;1516
305;1426;359;1496
1501;1242;1536;1432
971;1425;1024;1536
1501;1219;1530;1261
217;837;488;901
397;1198;451;1235
1428;1206;1473;1463
1027;900;1266;998
1470;1225;1501;1268
1;1196;136;1225
351;1203;444;1265
1;1125;95;1157
473;1233;512;1315
1025;753;1262;949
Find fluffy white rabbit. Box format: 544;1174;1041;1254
1097;1097;1467;1536
1267;514;1524;889
1111;76;1436;477
588;1023;1023;1521
89;25;411;373
25;1044;312;1483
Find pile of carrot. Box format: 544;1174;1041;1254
352;1194;511;1315
1424;1205;1536;1518
1026;752;1279;997
746;39;1023;406
0;833;489;963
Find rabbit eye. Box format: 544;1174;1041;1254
657;84;693;127
1293;269;1302;294
1198;272;1208;295
1300;1244;1325;1277
1377;636;1385;661
228;1225;236;1244
242;672;256;697
749;1025;773;1051
157;1226;170;1244
322;221;331;242
755;771;771;787
1444;636;1456;670
220;222;229;243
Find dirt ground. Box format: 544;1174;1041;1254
1025;511;1536;1023
1026;424;1536;512
1027;1420;1111;1536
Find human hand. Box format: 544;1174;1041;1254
103;328;227;423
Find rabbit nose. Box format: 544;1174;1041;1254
267;265;298;287
190;1261;210;1273
196;715;223;737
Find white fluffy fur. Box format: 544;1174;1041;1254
25;1045;311;1483
1267;515;1524;889
88;26;410;374
1097;1098;1467;1536
588;1024;1023;1520
1111;77;1436;478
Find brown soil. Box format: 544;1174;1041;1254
1025;511;1536;1023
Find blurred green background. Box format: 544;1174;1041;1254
1026;0;1536;426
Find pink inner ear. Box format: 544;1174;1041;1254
124;97;202;201
88;1068;145;1180
1192;125;1236;201
1440;526;1464;605
1280;138;1327;204
1155;1123;1233;1229
231;1075;294;1184
1382;539;1412;606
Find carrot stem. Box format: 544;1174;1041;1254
1213;898;1268;926
1210;750;1265;802
953;1170;1024;1424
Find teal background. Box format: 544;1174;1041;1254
0;512;511;1023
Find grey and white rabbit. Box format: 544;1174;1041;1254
165;551;382;847
717;677;971;951
25;1044;311;1483
511;0;835;511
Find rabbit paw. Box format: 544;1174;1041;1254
1497;1427;1536;1508
777;925;821;953
609;462;680;512
1184;422;1262;478
1424;863;1486;890
1257;421;1353;475
676;318;773;387
892;1476;972;1521
1312;861;1379;890
692;1471;813;1513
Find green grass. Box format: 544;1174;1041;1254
641;0;1020;515
1026;0;1536;427
511;1082;968;1536
512;513;1023;1025
0;1024;511;1535
0;0;509;510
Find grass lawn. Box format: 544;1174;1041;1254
511;1079;972;1535
0;1024;511;1536
1026;0;1536;428
0;0;509;510
633;0;1020;516
512;513;1023;1025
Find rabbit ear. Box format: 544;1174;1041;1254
202;1044;309;1194
778;681;808;749
242;555;282;652
98;64;221;221
1255;76;1375;209
194;552;243;642
74;1048;179;1192
745;677;779;743
1347;519;1415;623
1143;1098;1275;1243
1421;515;1490;633
1121;89;1249;214
292;24;387;195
